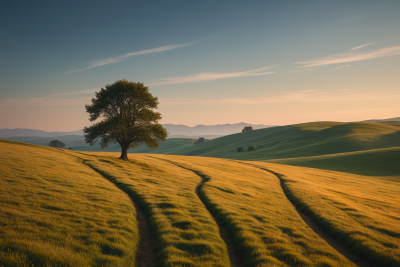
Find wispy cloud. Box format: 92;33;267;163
350;41;380;50
67;43;192;73
296;46;400;68
2;89;400;111
333;64;350;70
148;66;275;86
159;90;400;106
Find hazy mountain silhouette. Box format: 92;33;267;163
0;123;273;138
363;117;400;122
0;128;84;138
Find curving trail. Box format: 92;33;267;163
237;161;371;267
78;158;156;267
131;198;156;267
149;156;245;267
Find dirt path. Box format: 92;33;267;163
78;159;156;267
149;157;246;267
132;198;156;267
238;161;371;267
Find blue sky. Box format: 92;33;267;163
1;1;400;131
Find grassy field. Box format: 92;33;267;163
2;133;399;266
4;136;196;154
249;161;400;266
268;146;400;177
151;121;400;161
148;155;354;266
0;140;139;267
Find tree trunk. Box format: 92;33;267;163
119;146;129;160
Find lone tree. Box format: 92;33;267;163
49;140;66;148
237;147;244;152
242;126;253;132
84;80;168;160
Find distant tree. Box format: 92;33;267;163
49;140;66;148
84;80;168;160
67;147;73;150
247;145;256;151
194;137;205;144
242;126;253;132
237;147;244;152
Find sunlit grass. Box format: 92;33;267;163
252;161;400;266
70;151;231;267
2;136;398;266
146;154;354;266
0;140;139;267
153;121;400;161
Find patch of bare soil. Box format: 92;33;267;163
132;198;156;267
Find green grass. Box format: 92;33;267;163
2;126;400;267
268;146;400;177
5;135;196;154
152;121;400;161
250;161;400;266
0;139;139;267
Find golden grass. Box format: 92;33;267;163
147;154;354;266
0;140;139;267
251;161;400;266
70;151;231;267
2;138;398;266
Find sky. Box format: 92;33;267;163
1;0;400;131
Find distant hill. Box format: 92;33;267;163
163;123;274;136
0;128;83;138
363;117;400;122
0;123;272;138
268;146;400;177
156;121;400;161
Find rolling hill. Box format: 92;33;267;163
2;139;399;266
158;121;400;161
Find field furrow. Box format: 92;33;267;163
150;154;354;266
237;161;372;267
76;157;156;267
149;156;245;267
250;161;400;267
71;152;231;267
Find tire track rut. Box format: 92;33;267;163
237;161;371;267
77;157;156;267
148;156;245;267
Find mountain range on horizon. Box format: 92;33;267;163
0;122;274;138
1;117;399;138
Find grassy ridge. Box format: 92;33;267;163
148;154;354;266
161;122;400;161
252;162;400;266
72;152;231;267
0;140;139;267
268;146;400;177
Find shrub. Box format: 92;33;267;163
242;126;253;132
247;145;256;151
49;140;66;148
194;137;206;144
237;147;244;152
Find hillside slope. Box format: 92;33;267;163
165;121;400;161
0;139;139;267
268;146;400;177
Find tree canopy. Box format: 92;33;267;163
84;80;168;160
49;140;66;148
242;126;253;132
